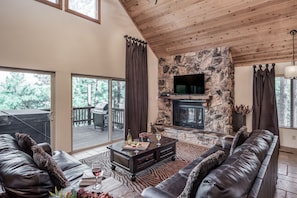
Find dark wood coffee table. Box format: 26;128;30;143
107;135;178;181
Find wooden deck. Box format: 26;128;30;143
72;125;124;151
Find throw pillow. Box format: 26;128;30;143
229;126;249;155
15;132;37;156
31;145;69;189
178;150;226;198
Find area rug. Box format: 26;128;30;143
80;141;208;194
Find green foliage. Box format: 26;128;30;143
0;72;50;110
72;77;109;107
275;77;296;127
0;72;125;111
72;77;125;108
49;187;76;198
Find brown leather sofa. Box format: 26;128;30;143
0;134;91;198
141;129;279;198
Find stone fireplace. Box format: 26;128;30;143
173;100;204;129
155;47;234;140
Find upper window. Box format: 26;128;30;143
275;77;297;128
35;0;100;24
65;0;100;24
35;0;62;9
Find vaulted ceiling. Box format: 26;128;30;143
119;0;297;66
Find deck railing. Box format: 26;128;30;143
72;106;124;127
73;106;94;126
112;108;124;129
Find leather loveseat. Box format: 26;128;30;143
0;133;91;198
141;129;279;198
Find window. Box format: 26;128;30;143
0;69;53;144
65;0;100;24
35;0;62;9
35;0;100;24
275;77;297;128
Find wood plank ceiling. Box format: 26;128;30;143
119;0;297;66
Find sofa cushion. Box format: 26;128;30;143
15;132;37;156
0;135;53;198
155;173;187;197
216;135;233;151
52;150;91;186
234;136;270;162
249;129;274;145
0;134;19;153
196;149;261;198
32;145;69;189
229;126;249;155
178;150;226;198
179;145;224;178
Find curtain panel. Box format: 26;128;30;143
252;64;279;135
125;37;148;139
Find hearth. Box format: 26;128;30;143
173;100;204;129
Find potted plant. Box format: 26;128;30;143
232;105;251;132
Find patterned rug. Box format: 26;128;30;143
80;141;208;194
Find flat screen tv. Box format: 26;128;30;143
174;74;205;95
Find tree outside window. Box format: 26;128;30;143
35;0;100;23
65;0;100;23
275;77;297;128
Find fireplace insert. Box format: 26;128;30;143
173;100;204;129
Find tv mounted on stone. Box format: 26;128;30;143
173;74;205;95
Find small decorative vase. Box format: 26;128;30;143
232;112;246;132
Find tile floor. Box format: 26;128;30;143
71;145;108;160
72;144;297;197
275;146;297;198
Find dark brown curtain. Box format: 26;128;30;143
125;36;148;139
252;63;279;135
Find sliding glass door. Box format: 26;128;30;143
111;80;125;141
72;75;125;151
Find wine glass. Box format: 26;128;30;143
91;161;102;190
134;138;140;154
156;133;162;146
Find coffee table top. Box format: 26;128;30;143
107;135;177;157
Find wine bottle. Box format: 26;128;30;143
127;129;132;145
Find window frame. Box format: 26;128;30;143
65;0;101;24
275;76;297;129
35;0;62;10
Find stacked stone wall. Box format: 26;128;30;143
156;47;234;134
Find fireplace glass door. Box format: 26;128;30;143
173;100;204;129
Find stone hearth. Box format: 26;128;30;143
155;47;234;144
152;125;231;148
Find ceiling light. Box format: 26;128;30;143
284;29;297;79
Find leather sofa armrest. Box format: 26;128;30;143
0;184;9;198
141;187;176;198
37;142;52;156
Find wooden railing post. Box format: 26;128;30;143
88;106;92;125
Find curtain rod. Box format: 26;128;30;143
253;63;275;71
253;63;275;68
124;35;147;45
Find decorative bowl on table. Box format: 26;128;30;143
139;132;149;142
